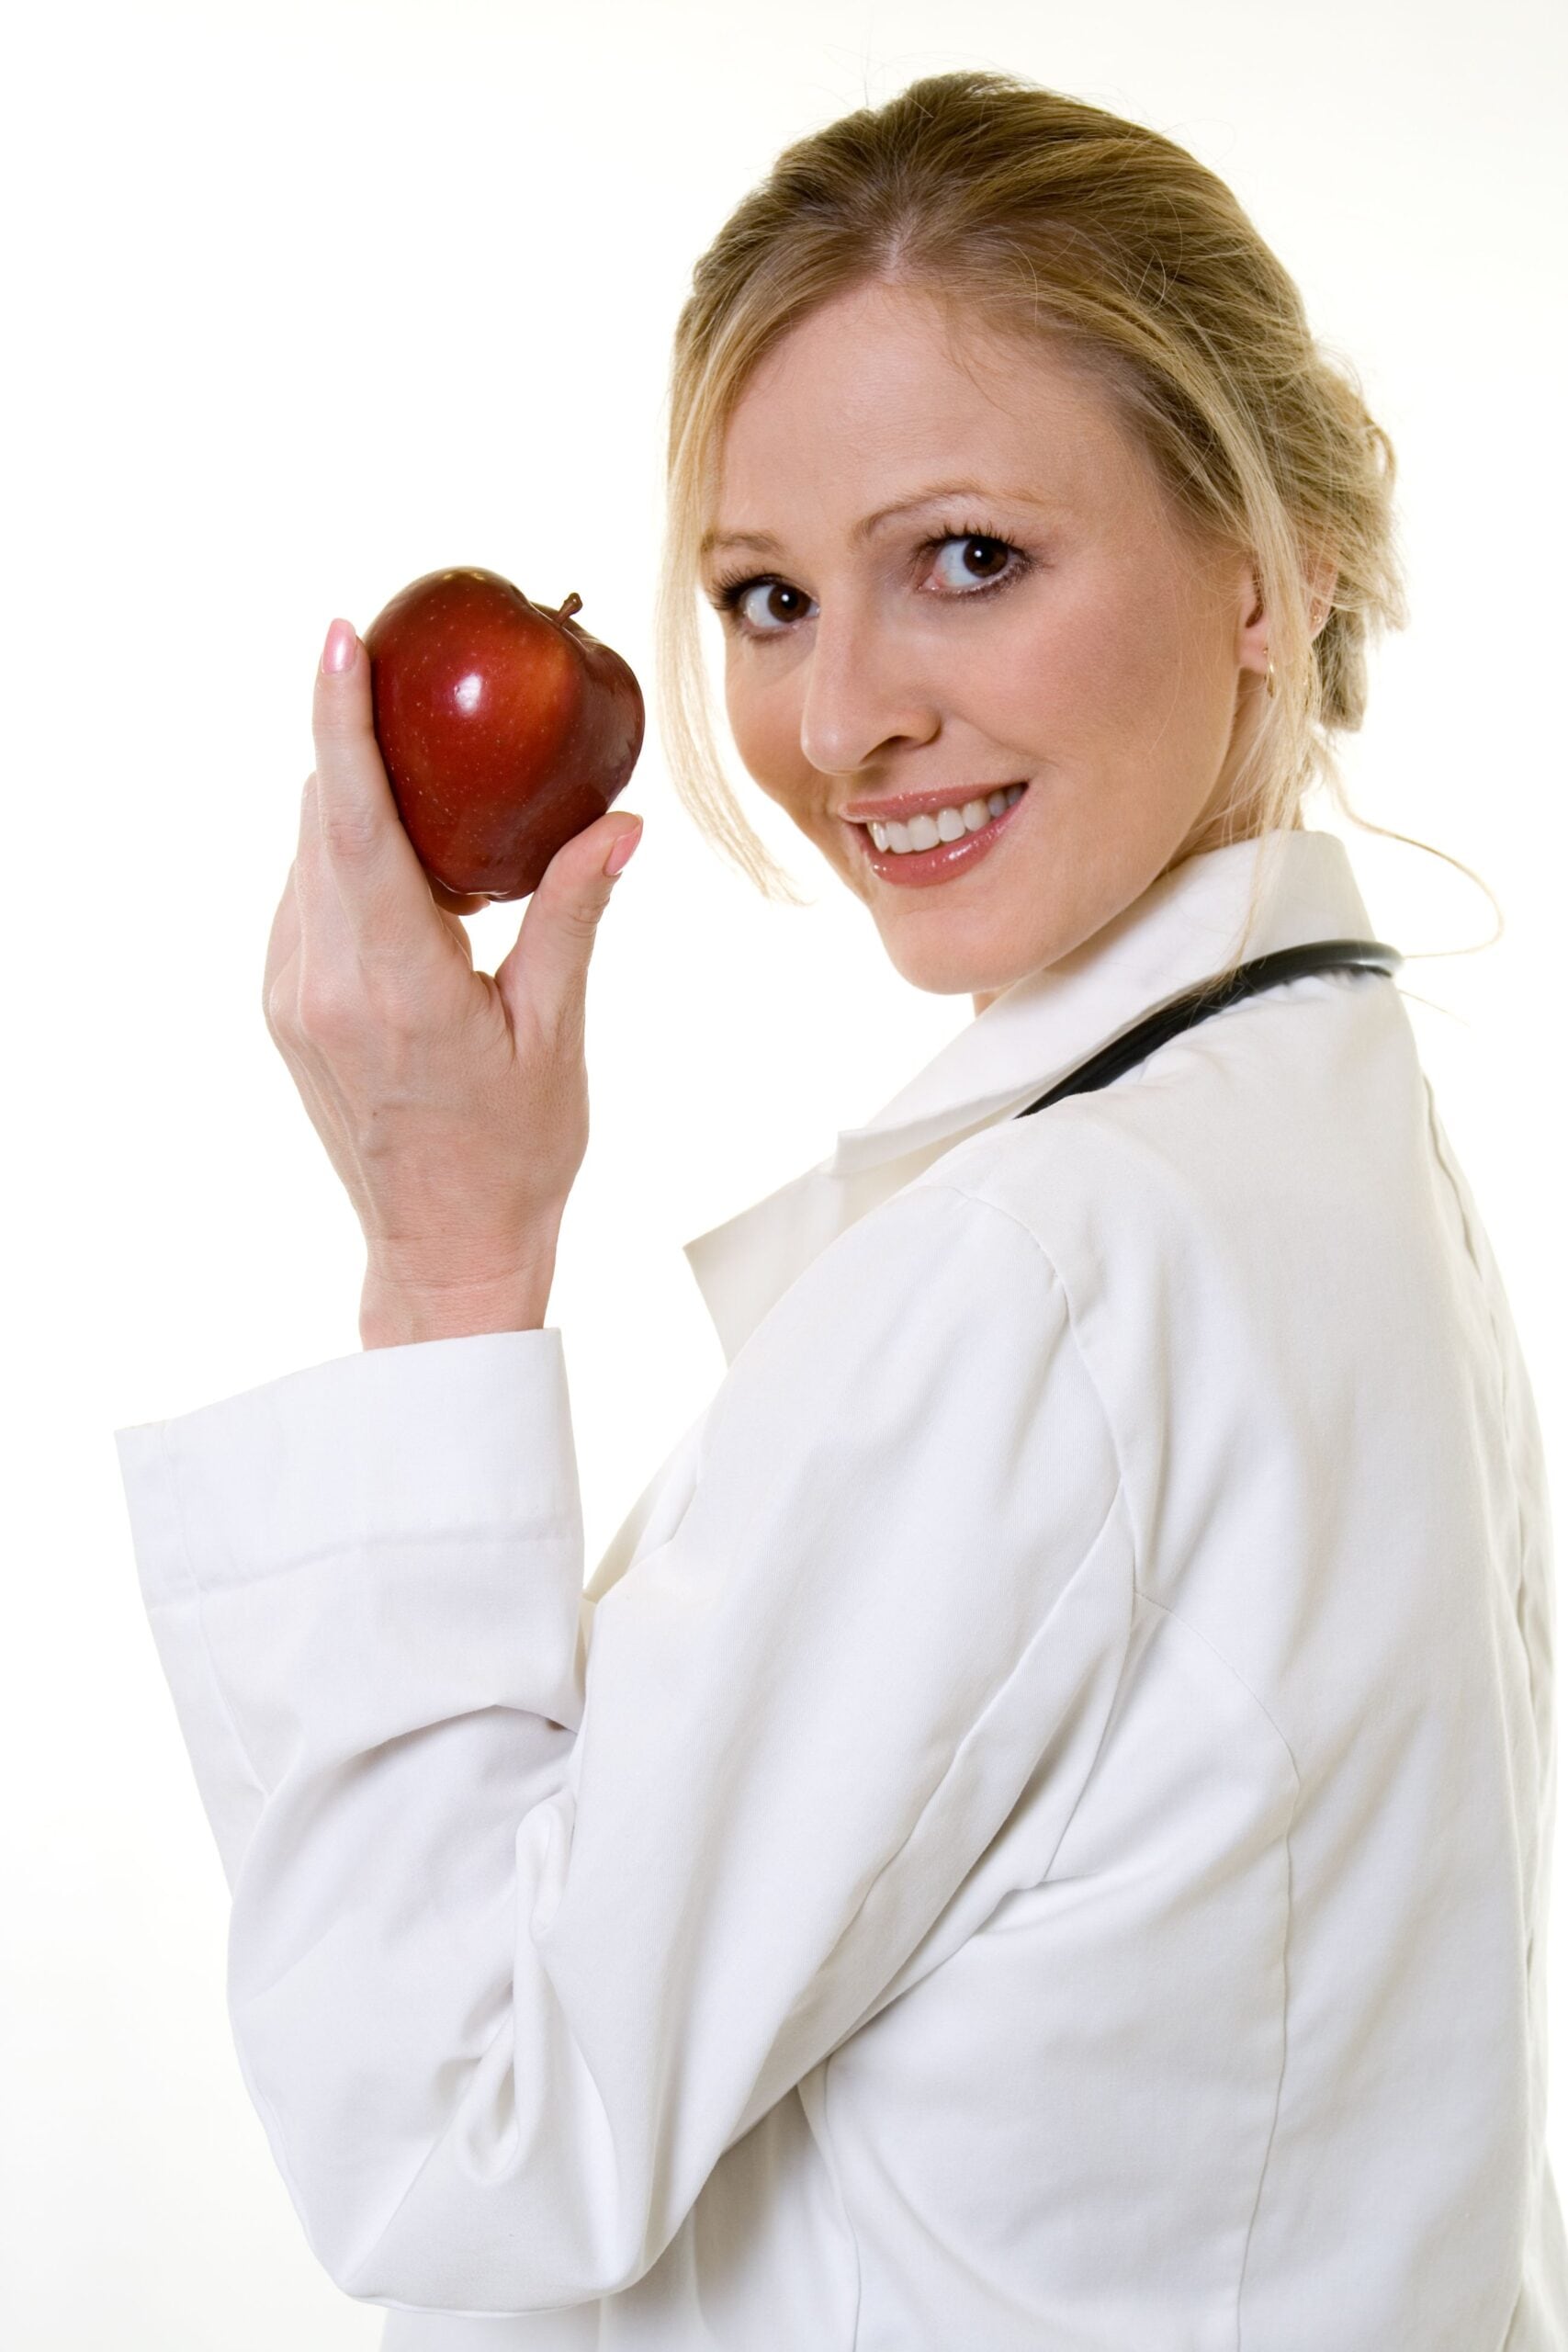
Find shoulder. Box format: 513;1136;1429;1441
705;1176;1122;1515
727;1175;1076;1387
911;965;1430;1298
887;970;1451;1536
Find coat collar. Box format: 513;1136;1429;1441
682;826;1376;1366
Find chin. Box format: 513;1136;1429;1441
871;920;1038;1001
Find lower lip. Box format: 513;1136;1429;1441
851;786;1029;888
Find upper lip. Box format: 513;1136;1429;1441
839;782;1027;825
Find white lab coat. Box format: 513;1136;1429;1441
114;826;1568;2350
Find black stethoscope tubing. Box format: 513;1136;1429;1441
1010;938;1404;1120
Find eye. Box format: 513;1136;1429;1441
705;523;1033;641
708;578;814;636
926;532;1019;593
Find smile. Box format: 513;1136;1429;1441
850;782;1030;888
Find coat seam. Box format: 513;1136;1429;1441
1235;1791;1296;2349
914;1183;1138;1539
922;1183;1303;2346
775;1190;1127;2352
819;2051;864;2352
144;1515;582;1598
804;1488;1134;2352
801;1473;1130;2050
1131;1589;1300;2348
1421;1074;1540;1731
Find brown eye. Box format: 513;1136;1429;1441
964;537;1009;577
926;531;1024;597
726;580;812;634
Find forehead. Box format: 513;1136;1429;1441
709;280;1142;533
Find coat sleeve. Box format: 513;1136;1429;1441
112;1179;1132;2316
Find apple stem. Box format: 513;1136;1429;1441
556;592;583;624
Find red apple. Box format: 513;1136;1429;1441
362;565;646;901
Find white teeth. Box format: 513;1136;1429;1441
867;783;1024;854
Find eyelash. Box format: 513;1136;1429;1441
706;520;1034;639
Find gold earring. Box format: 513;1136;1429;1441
1265;656;1278;700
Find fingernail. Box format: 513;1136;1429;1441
604;820;643;879
321;619;357;676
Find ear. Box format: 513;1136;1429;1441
1303;546;1338;641
1235;557;1271;688
1235;545;1339;686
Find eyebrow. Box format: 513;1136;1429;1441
699;481;1054;560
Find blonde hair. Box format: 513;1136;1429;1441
653;67;1497;978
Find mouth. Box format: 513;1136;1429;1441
845;781;1030;889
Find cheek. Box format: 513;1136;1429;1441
987;559;1214;756
725;662;807;797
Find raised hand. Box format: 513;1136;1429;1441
263;617;644;1348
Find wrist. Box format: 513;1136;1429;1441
359;1245;558;1351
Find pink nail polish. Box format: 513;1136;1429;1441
604;821;643;878
321;619;356;675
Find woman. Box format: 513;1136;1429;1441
114;68;1565;2349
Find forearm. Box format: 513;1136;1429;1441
114;1326;598;2304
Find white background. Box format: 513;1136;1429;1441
4;0;1564;2342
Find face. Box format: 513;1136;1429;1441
702;279;1276;1011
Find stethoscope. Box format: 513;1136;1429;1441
1011;937;1404;1120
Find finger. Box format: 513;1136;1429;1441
312;618;445;968
292;766;365;1023
493;809;643;1038
288;763;479;1025
263;772;321;1026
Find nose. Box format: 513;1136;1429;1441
796;597;939;781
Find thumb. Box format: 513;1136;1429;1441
494;811;643;1034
